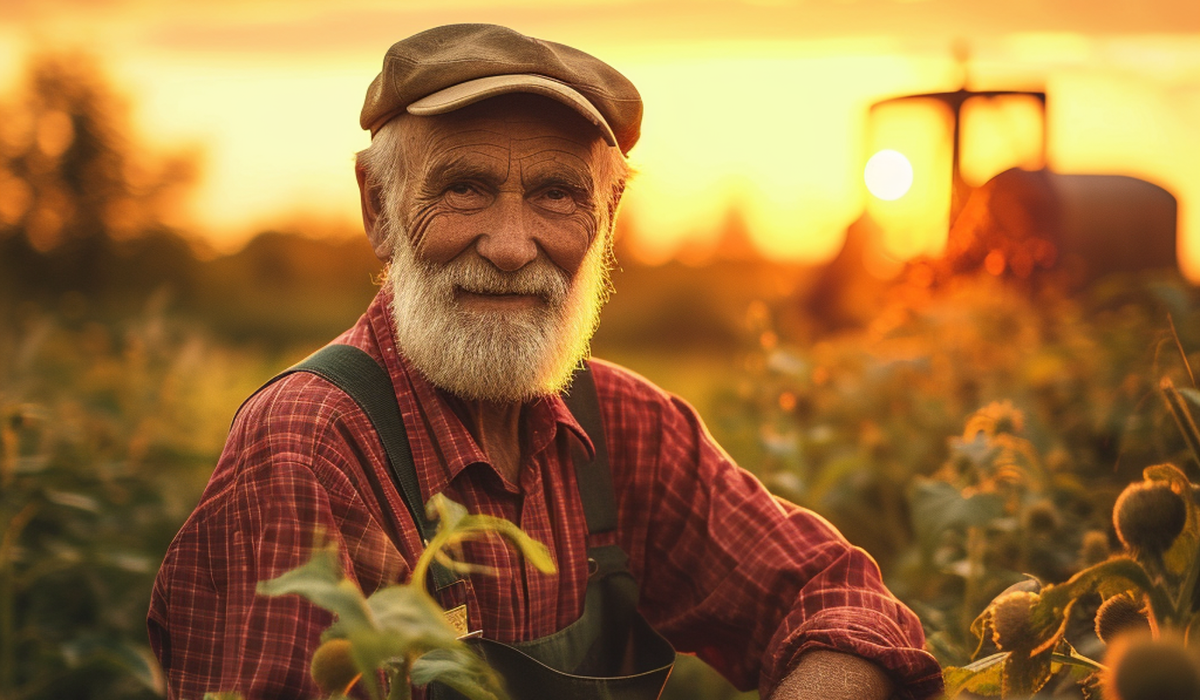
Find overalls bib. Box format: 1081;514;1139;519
281;345;676;700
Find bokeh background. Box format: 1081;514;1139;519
2;2;1200;699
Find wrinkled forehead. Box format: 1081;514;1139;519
398;94;612;168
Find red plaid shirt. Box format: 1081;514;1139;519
148;289;942;700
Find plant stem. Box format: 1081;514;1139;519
1161;378;1200;472
1167;313;1196;388
962;526;985;637
386;662;411;700
1050;651;1106;673
410;529;452;597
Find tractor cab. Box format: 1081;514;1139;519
859;86;1177;288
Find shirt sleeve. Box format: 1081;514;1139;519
148;380;410;700
599;365;943;699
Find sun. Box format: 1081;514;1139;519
864;149;914;201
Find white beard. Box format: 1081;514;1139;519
385;224;611;403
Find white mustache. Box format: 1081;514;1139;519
437;257;569;305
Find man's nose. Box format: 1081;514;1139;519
475;193;539;271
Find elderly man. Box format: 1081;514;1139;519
149;24;942;700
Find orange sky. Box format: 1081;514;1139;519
2;1;1199;275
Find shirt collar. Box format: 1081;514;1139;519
363;288;593;497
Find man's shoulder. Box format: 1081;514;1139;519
230;331;394;462
584;357;714;447
587;357;672;404
194;353;384;511
585;358;696;431
233;316;390;442
236;368;363;432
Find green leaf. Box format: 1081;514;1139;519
346;628;406;700
427;493;469;531
950;431;996;470
364;586;460;649
259;499;555;700
969;556;1160;678
61;633;165;694
908;479;1005;553
44;489;101;513
411;647;509;700
943;652;1007;697
344;583;469;700
203;694;244;700
1030;557;1165;654
1144;463;1200;582
256;544;374;633
1002;646;1054;698
1049;648;1105;674
414;496;556;595
456;517;557;575
433;549;500;577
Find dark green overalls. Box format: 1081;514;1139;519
282;345;676;700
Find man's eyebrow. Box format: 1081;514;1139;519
421;153;506;190
521;162;594;194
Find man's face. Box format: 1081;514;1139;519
376;96;617;402
403;98;606;282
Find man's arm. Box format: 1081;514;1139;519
150;376;412;699
151;460;347;698
769;650;894;700
591;361;942;699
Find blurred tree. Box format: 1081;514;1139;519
0;51;211;700
0;51;201;309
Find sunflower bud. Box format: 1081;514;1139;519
990;590;1039;651
1113;482;1187;558
311;638;361;696
1094;592;1151;645
1022;499;1060;535
1079;530;1111;567
1105;633;1200;700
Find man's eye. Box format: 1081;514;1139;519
534;188;577;214
444;183;491;210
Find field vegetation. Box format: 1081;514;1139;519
4;53;1199;700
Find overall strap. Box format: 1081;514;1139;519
276;344;461;592
264;345;617;584
560;368;618;535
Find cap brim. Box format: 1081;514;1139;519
407;74;619;148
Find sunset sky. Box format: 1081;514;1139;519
2;1;1199;275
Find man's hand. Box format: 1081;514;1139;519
769;650;895;700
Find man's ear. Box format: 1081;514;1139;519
356;159;390;261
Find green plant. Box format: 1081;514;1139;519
717;273;1200;676
944;460;1200;697
938;307;1200;698
250;494;556;700
943;464;1185;696
0;302;244;700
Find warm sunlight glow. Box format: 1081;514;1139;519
119;54;371;248
864;149;914;201
960;94;1045;186
615;47;934;265
865;98;955;261
3;14;1197;275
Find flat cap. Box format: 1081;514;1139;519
360;24;642;154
